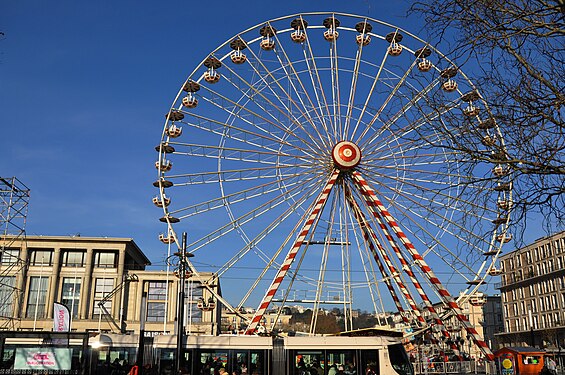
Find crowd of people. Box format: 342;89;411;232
295;358;377;375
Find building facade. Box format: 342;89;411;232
497;230;565;350
0;235;221;335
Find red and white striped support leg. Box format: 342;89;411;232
244;169;341;335
344;187;424;327
350;177;460;358
352;171;494;361
346;184;455;357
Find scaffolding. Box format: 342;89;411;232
0;177;30;329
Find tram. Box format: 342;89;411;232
89;329;413;375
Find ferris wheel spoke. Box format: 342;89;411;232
215;174;325;286
362;161;472;182
169;142;317;166
328;29;342;141
358;77;444;150
170;172;314;218
167;164;316;186
178;110;316;157
349;216;385;316
367;182;489;278
197;82;327;157
358;112;440;159
186;171;326;253
342;22;370;139
301;27;337;139
351;52;420;141
270;30;334;149
364;180;496;236
227;180;327;310
239;45;330;151
246;169;340;334
349;47;392;142
362;167;499;224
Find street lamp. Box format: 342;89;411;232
175;232;194;375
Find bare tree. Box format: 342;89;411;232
409;0;565;235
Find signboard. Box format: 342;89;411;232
14;347;72;370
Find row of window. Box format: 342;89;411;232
505;311;561;332
505;293;560;318
0;277;204;323
503;277;564;303
505;237;565;269
0;248;118;268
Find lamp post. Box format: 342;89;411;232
175;232;194;375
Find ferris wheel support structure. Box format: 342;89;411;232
351;171;493;361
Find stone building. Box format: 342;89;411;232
0;235;221;335
496;230;565;351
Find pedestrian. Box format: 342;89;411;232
547;357;557;375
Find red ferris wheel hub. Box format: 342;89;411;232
332;141;362;170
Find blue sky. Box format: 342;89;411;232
1;0;415;265
5;1;544;316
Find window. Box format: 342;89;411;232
94;252;116;268
147;302;165;322
0;248;19;264
26;277;49;318
30;249;53;266
61;277;81;318
186;282;204;322
0;276;16;316
92;278;114;315
63;251;85;267
146;281;167;322
388;344;412;375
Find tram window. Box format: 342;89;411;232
388;344;414;375
326;350;355;375
198;350;228;374
157;349;175;375
93;347;136;374
293;351;324;375
361;350;379;375
250;350;265;375
234;351;248;374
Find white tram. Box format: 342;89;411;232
89;329;413;375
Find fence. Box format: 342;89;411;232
414;360;497;374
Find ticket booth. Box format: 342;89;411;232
494;347;546;375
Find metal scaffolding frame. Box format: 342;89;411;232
0;177;30;329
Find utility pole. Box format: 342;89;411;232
175;232;193;374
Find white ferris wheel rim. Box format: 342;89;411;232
154;12;512;334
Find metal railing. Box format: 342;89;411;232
413;361;497;374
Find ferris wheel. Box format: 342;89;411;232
153;12;512;360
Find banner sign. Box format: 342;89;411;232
53;302;70;332
14;348;72;370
